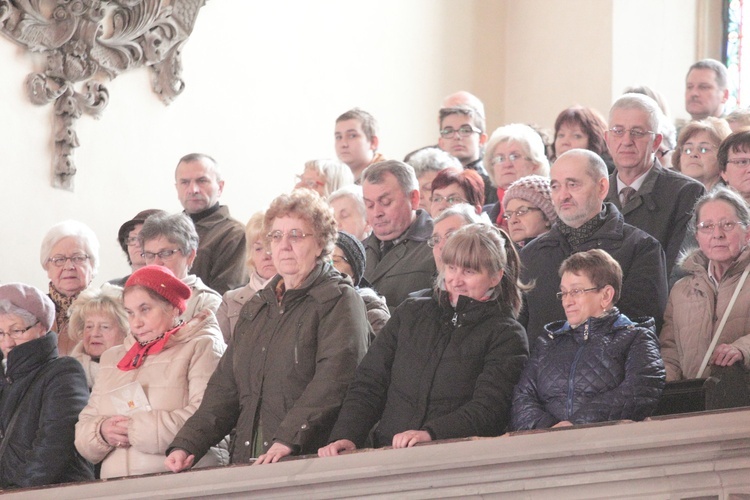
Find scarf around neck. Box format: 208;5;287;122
117;322;183;371
48;282;78;333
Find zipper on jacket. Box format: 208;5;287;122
451;312;458;327
566;321;589;418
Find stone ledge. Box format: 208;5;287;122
8;408;750;499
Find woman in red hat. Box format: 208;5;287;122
75;265;228;479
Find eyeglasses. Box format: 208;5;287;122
141;249;182;262
608;127;655;139
696;220;747;234
125;237;140;246
439;125;481;139
681;145;713;155
0;321;39;340
556;287;602;300
491;153;528;165
726;158;750;168
47;254;90;267
430;195;467;206
502;206;541;221
427;231;456;248
295;175;325;190
267;229;314;244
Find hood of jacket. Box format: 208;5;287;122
544;307;655;341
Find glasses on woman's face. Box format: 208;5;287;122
502;206;541;221
0;321;38;340
141;249;182;262
696;220;747;235
267;229;314;245
47;254;90;267
427;230;457;248
295;175;324;190
491;153;527;165
430;195;467;206
681;145;714;155
556;287;602;300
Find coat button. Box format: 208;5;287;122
263;441;268;446
301;424;307;429
261;347;266;352
244;441;250;446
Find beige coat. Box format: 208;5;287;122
180;274;222;323
660;248;750;380
69;341;101;389
216;271;271;343
75;310;228;478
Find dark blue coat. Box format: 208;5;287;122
510;310;665;430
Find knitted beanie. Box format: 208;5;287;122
503;175;557;223
335;231;366;287
124;265;192;313
0;283;55;332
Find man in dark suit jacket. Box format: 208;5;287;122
362;160;436;313
604;94;705;275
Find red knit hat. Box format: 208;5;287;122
124;265;191;313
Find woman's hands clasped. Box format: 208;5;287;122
101;416;131;448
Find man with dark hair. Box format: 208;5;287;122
685;58;730;120
174;153;246;295
520;149;668;348
335;108;386;182
361;160;435;312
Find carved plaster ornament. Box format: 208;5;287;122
0;0;207;190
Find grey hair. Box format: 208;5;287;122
406;147;461;178
176;153;222;182
0;299;38;327
329;185;367;220
689;185;750;234
361;160;418;196
688;59;729;90
609;93;663;137
40;220;100;276
556;149;608;181
138;212;199;254
303;159;355;197
484;124;550;187
434;203;489;226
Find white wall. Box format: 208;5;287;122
1;0;713;290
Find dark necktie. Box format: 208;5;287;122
619;186;637;206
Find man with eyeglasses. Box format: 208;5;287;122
604;93;705;275
361;160;436;313
175;153;247;295
518;149;668;349
437;106;498;205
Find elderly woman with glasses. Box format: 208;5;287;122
672;118;732;191
0;283;93;488
40;220;100;356
502;175;558;247
511;249;665;431
165;189;369;469
428;166;485;218
483;124;550;227
138;212;221;322
718;130;750;205
661;187;750;385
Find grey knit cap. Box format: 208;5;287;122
335;231;366;287
502;175;557;223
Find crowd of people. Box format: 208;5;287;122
3;57;750;490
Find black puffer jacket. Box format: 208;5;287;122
0;332;93;488
328;291;529;448
510;309;665;431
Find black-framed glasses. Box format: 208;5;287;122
267;229;314;245
47;254;90;267
696;220;747;235
556;287;602;300
439;125;481;139
141;249;182;262
0;321;39;340
608;127;655;139
502;206;541;221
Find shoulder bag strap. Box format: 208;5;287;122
696;264;750;378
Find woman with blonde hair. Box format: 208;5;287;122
68;285;129;388
217;211;277;342
295;159;355;197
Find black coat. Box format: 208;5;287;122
519;203;668;347
0;332;93;488
328;291;529;448
510;310;665;430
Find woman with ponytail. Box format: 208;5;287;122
319;224;529;456
75;265;227;478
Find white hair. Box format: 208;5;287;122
485;124;550;186
328;185;367;220
40;220;100;276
